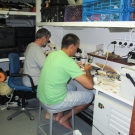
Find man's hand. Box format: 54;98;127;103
77;62;92;71
75;63;94;89
84;64;92;71
77;61;84;68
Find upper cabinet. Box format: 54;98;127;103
0;0;36;17
0;10;36;16
36;0;135;28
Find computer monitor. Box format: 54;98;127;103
0;27;16;48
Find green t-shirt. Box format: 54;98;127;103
37;50;84;105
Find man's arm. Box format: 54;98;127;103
75;64;94;89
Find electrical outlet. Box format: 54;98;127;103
111;39;135;49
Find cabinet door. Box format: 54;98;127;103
92;126;104;135
93;120;117;135
93;95;110;127
108;105;131;135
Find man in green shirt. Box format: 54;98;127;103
37;33;94;129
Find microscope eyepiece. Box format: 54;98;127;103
77;48;82;53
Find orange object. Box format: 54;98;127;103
0;71;7;82
130;98;135;135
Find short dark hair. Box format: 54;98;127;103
35;28;51;39
61;33;80;49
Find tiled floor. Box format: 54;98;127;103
0;100;92;135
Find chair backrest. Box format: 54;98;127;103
8;53;20;74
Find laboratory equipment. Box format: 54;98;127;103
44;43;57;57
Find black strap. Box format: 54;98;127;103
126;73;135;87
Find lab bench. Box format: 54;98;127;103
92;87;132;135
70;78;133;135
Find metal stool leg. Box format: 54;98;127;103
49;113;53;135
37;104;41;135
38;101;75;135
72;108;74;131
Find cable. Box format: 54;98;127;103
124;31;131;41
121;42;127;48
6;90;14;107
1;90;14;110
127;43;133;48
124;28;134;41
101;43;111;71
106;71;116;81
120;54;129;58
112;44;116;54
120;50;135;58
130;29;134;41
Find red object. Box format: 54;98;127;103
31;6;36;12
129;98;135;135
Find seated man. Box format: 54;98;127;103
22;28;51;87
37;33;94;129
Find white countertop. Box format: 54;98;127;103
0;57;25;62
94;85;133;106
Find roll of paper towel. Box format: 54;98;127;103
73;130;82;135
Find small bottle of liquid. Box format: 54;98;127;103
88;55;93;63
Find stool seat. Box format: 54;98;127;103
38;101;74;135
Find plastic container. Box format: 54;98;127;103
83;0;134;12
83;10;125;21
124;7;135;21
130;11;135;21
83;0;100;5
64;5;82;22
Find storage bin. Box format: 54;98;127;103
42;0;68;5
41;5;65;22
130;12;135;21
83;0;100;5
83;0;133;11
124;7;135;21
83;10;125;21
64;5;82;22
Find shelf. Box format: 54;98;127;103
0;57;25;62
88;53;135;66
0;10;36;16
37;22;135;28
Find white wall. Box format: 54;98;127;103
63;27;135;72
40;27;135;72
1;26;135;73
63;27;135;55
42;26;64;51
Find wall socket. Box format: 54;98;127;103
111;39;135;49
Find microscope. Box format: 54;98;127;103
75;48;88;64
44;43;57;57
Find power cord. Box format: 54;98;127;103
124;28;134;41
121;42;127;48
1;90;14;110
112;43;116;54
121;50;135;58
101;43;111;71
102;41;118;71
